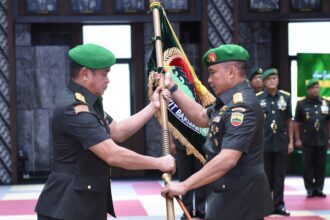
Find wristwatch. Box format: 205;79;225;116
169;84;178;94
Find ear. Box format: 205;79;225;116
80;67;90;81
228;65;236;78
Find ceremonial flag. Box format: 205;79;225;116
147;6;215;164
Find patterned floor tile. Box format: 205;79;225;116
0;177;328;219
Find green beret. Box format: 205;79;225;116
68;44;116;69
262;68;278;80
249;67;263;80
202;44;249;68
306;78;319;89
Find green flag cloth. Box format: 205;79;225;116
147;6;215;164
297;53;330;97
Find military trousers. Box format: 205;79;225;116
263;151;287;210
303;146;327;193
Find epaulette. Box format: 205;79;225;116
256;91;264;96
322;97;330;102
75;92;86;103
233;92;243;104
297;96;306;102
279;90;290;96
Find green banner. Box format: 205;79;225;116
297;53;330;97
147;6;216;164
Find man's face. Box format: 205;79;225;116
207;63;231;96
250;74;263;90
307;83;320;98
263;74;279;90
86;68;110;96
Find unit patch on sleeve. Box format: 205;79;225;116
74;105;89;114
230;112;244;126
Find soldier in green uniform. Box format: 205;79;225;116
159;44;273;220
256;68;294;216
249;67;264;93
35;44;176;220
294;78;329;198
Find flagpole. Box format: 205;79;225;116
149;1;175;220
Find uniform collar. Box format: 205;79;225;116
218;80;249;104
264;88;279;97
68;79;99;105
306;96;322;103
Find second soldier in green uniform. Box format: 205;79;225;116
257;68;294;216
294;78;329;198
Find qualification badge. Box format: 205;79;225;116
260;99;267;108
306;112;310;120
277;95;287;110
321;100;329;114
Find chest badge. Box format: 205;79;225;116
306;112;310;120
277;95;287;110
321;100;329;114
260;99;267;108
230;112;244;126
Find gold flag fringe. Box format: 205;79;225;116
148;74;206;164
162;8;216;107
168;122;206;165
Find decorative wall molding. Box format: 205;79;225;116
0;0;12;184
208;0;233;47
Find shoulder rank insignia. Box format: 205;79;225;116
233;92;243;104
231;112;244;126
297;96;306;102
279;90;290;96
256;91;264;96
75;92;86;103
323;97;330;102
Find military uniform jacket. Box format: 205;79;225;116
205;81;273;219
257;89;292;152
35;80;115;220
295;96;330;146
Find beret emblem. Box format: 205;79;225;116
208;52;217;62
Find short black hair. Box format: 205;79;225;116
70;60;83;79
224;61;248;77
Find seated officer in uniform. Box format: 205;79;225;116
294;78;330;198
249;67;264;93
35;44;176;220
159;44;273;220
257;68;294;216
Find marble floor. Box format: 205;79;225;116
0;177;329;220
